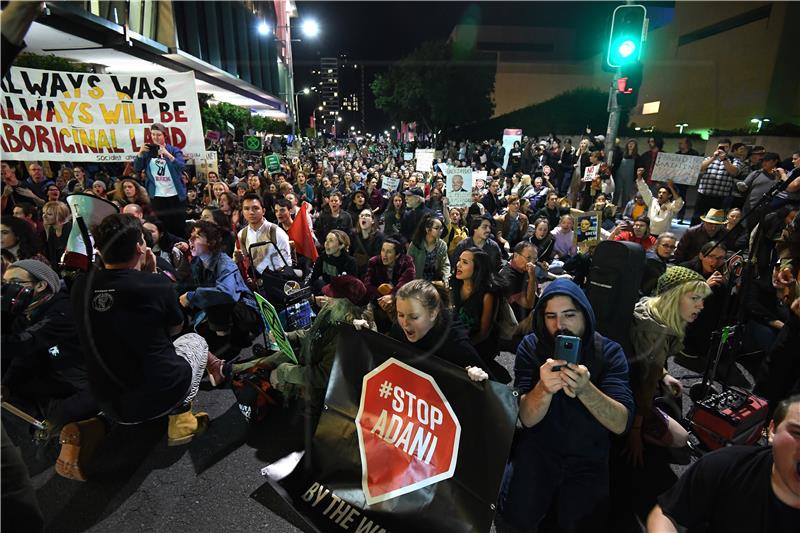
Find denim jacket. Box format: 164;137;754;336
133;144;187;201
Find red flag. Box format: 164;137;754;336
287;203;318;261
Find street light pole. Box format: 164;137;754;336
604;68;622;170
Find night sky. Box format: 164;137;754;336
291;1;674;131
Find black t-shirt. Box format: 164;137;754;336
659;445;800;533
72;269;191;422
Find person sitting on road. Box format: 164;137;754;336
306;230;358;295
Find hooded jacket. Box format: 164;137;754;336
629;299;682;420
512;278;634;459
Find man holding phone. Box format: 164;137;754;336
692;138;743;225
498;278;634;533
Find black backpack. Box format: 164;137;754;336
586;240;645;358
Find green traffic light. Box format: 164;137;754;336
618;40;636;58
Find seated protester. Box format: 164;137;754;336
142;220;184;268
41;201;72;268
365;237;416;332
719;207;748;252
635;171;683;236
452;247;508;381
399;187;433;242
208;276;374;422
444;206;468;257
526;176;550;209
740;262;794;356
640;232;678;296
550;213;577;260
407;214;450;284
673;208;726;263
451;215;503;272
307;230;357;295
219;191;243;233
390;279;491;379
622;191;648;221
528;217;556;265
481;179;503;216
754;294;800;417
142;223;178;279
185;187;203;221
383;192;405;237
235;193;292;277
498;278;633;533
176;220;264;358
315;192;353;245
199;207;235;257
346;189;369;228
13;203;42;233
679;241;729;359
610;215;657;251
534;192;565;230
1;260;97;435
350;208;385;278
495;194;529;252
499;241;538;322
67;214;211;480
466;188;487;222
647;394;800;533
592;194;617;232
626;267;711;466
1;215;48;269
273;197;295;234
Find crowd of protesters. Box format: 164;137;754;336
2;123;799;532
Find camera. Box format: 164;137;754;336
1;282;34;316
148;143;160;157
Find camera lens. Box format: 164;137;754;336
565;342;573;349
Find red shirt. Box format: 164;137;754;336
613;230;657;251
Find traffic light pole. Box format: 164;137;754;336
604;68;622;170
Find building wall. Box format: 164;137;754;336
629;1;799;132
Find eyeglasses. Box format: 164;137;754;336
659;243;677;249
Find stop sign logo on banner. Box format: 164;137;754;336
355;358;461;505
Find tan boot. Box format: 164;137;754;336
167;410;209;446
55;417;107;481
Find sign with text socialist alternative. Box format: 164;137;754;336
0;67;205;162
254;326;518;533
651;152;705;186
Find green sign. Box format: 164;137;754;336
244;135;263;152
265;153;281;173
253;293;297;364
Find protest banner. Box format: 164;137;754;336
253;293;297;364
205;130;220;142
446;169;473;207
244;135;263;152
194;150;219;182
382;175;400;193
265;153;281;174
582;164;599;183
651;152;705;186
254;326;517;533
501;128;522;169
0;67;205;162
403;152;414;161
571;209;601;245
473;170;487;190
415;149;434;172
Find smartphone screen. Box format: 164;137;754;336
552;335;581;371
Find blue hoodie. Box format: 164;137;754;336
511;278;634;459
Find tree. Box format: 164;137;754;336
371;40;495;134
197;94;289;136
13;53;91;72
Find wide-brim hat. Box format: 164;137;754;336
700;208;726;224
322;275;370;307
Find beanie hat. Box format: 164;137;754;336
10;259;62;294
656;266;705;295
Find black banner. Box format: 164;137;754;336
253;326;518;533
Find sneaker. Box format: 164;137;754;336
55;417;107;481
206;351;228;387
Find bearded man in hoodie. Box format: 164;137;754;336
497;278;634;533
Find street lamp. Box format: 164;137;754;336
301;19;320;38
337;116;342;122
675;123;688;134
750;117;770;132
391;125;396;130
257;21;270;36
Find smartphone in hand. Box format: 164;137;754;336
552;335;581;371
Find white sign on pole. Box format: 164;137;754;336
415;149;435;172
1;67;205;161
382;175;400;192
651;153;705;186
446;169;473;207
195;151;219;181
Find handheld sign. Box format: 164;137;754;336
253;293;297;364
265;153;281;174
651;153;705;186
